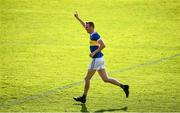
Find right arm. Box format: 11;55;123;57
74;11;86;28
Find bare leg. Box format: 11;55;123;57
98;69;129;98
83;69;96;96
73;69;96;103
97;69;124;88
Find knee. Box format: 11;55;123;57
84;77;91;81
103;78;109;83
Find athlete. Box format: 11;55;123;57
73;11;129;103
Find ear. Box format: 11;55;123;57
85;22;88;27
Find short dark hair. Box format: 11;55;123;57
86;21;94;28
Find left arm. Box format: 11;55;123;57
90;39;106;57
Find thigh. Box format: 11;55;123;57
97;69;108;80
85;69;96;80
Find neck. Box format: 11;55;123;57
89;30;94;34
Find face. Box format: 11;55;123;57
85;23;93;34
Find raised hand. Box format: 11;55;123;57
74;11;85;28
74;11;78;18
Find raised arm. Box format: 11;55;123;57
74;11;86;28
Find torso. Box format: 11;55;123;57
89;32;103;58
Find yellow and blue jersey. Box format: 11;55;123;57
89;32;103;58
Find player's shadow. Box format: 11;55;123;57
81;104;89;112
73;103;89;113
74;103;128;113
94;106;128;112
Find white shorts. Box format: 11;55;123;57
88;57;105;70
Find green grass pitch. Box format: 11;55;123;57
0;0;180;112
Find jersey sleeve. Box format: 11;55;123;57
91;33;100;41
